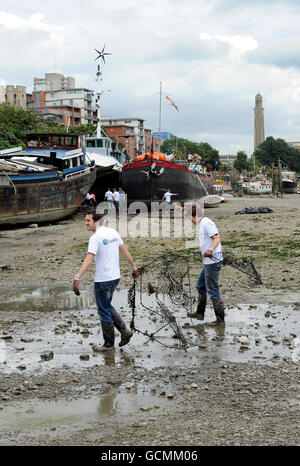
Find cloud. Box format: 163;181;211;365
1;1;300;155
0;11;62;32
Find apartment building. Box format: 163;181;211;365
102;117;146;154
34;73;75;92
102;124;136;160
28;88;97;126
102;117;161;156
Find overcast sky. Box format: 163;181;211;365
1;0;300;155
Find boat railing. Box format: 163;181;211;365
64;166;95;180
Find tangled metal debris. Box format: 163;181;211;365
128;249;262;348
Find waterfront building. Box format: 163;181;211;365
34;73;75;92
28;88;97;126
285;137;300;150
102;116;160;156
102;123;136;160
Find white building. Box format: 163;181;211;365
285;137;300;150
34;73;75;92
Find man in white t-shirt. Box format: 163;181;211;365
112;188;120;213
185;205;225;325
162;189;178;206
104;188;115;211
73;211;140;351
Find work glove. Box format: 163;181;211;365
73;279;80;296
132;268;140;278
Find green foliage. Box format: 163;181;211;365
37;123;97;136
233;151;252;172
161;135;220;170
254;136;300;172
0;104;98;150
0;103;45;149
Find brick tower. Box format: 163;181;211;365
254;92;265;151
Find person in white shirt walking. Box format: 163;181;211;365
162;188;178;206
104;188;115;211
186;205;225;325
112;188;120;213
73;211;140;351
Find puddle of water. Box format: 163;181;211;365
0;283;299;374
0;385;172;437
0;283;94;312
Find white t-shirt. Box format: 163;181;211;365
113;191;120;202
163;192;173;203
198;217;223;265
88;226;124;282
105;191;113;201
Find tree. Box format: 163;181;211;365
161;135;220;170
233;151;252;172
0;103;46;149
254;136;300;172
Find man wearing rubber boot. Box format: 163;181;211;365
73;210;139;351
186;204;225;325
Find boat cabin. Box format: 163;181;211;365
26;133;85;151
86;135;126;164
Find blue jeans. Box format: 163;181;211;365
94;279;120;323
196;262;223;301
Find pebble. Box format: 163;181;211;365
16;364;26;371
80;354;90;361
40;351;54;361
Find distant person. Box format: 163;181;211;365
85;192;96;207
162;188;178;207
113;188;120;213
73;210;140;351
118;187;126;202
185;204;225;325
90;193;96;207
104;188;114;211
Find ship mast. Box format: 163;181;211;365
94;46;111;138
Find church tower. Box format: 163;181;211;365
254;92;265;151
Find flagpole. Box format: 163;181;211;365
158;81;162;151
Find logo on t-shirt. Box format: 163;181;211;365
103;237;118;245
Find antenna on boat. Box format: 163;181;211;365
94;45;112;138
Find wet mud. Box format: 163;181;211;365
0;195;299;446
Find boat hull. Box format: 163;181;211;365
0;168;96;225
282;181;297;193
122;160;214;204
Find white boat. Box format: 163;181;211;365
203;194;223;208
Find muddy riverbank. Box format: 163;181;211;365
0;194;299;446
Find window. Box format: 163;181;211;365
96;139;104;148
65;136;77;147
40;136;50;148
53;136;64;148
87;140;95;148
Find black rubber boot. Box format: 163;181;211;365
187;293;207;320
111;309;126;332
97;321;115;350
111;309;133;347
206;300;225;325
